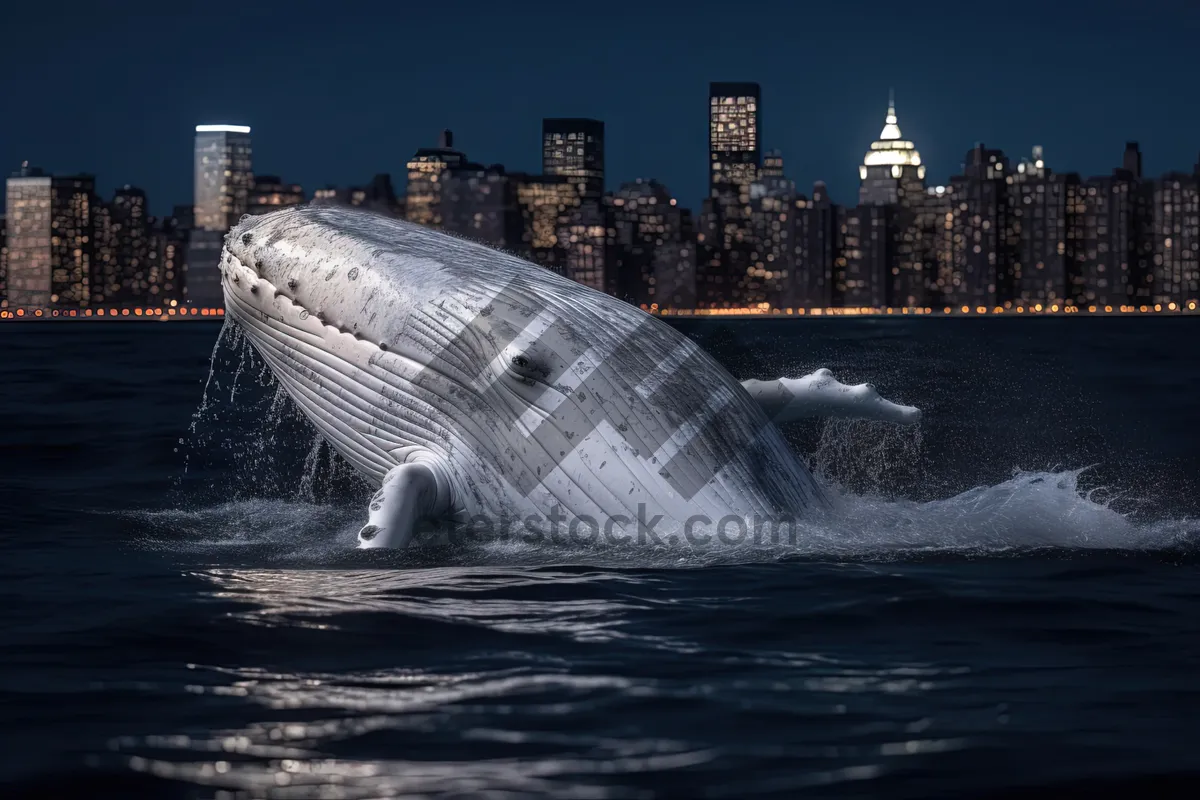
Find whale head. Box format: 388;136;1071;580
220;205;825;543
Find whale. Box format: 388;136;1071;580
218;205;919;548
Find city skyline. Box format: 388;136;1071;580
3;80;1200;320
2;95;1197;221
2;0;1198;215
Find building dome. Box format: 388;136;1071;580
860;97;924;178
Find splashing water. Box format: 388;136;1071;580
157;321;1197;567
132;464;1198;569
810;417;925;498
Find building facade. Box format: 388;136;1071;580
193;125;253;232
0;213;6;308
249;175;305;216
441;164;524;251
404;130;466;228
1151;171;1200;306
542;118;605;200
92;185;151;306
4;164;95;309
190;124;252;308
1006;148;1078;308
512;173;580;273
708;82;761;196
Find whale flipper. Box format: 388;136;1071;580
743;369;921;426
357;462;448;549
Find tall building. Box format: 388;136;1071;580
542;118;605;200
790;182;839;308
946;144;1013;307
709;82;761;195
4;164;95;309
840;204;892;307
193;124;253;231
190;124;252;308
609;179;689;306
1151;170;1200;306
512;173;580;273
925;184;957;306
745;164;796;308
248;175;305;216
147;211;189;308
92;185;151;306
1076;144;1155;307
694;197;725;307
560;198;612;294
1006;147;1078;308
0;214;7;308
656;205;698;310
858;95;927;206
405;129;466;228
441;164;524;250
856;96;933;307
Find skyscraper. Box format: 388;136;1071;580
858;95;926;206
857;96;931;307
92;185;151;306
609;179;685;306
1077;144;1155;308
1006;147;1078;308
746;162;796;309
147;211;189;308
708;82;761;195
190;124;253;308
947;144;1013;307
840;205;892;307
0;213;8;309
441;164;524;250
1152;171;1200;307
542;118;605;200
405;130;467;228
193;124;253;232
790;182;839;308
4;164;94;309
512;174;580;273
560;198;612;294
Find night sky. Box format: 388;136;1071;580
2;0;1197;216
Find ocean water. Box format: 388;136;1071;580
2;317;1200;799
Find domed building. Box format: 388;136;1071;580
858;93;927;206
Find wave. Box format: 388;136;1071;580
128;466;1198;569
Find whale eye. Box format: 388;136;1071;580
507;352;543;380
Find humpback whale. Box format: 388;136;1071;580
219;206;919;548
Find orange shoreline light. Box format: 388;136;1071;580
0;303;1194;321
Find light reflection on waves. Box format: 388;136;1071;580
114;658;968;800
119;717;716;799
193;567;697;649
108;568;972;796
112;649;969;799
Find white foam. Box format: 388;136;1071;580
131;466;1196;569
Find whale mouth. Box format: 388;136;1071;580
220;248;419;485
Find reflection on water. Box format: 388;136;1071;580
106;566;975;798
196;567;685;647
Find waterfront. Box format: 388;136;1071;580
3;300;1200;322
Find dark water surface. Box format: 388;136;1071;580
2;318;1200;799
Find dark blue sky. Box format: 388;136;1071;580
2;0;1197;215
